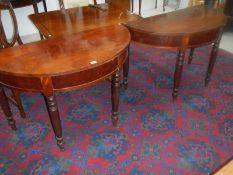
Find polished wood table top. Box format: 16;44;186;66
0;25;129;80
125;5;226;47
125;5;227;98
29;3;140;38
0;25;130;150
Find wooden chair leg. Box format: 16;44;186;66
42;0;47;12
188;48;195;64
131;0;134;12
139;0;142;16
155;0;157;8
0;87;17;130
11;90;26;118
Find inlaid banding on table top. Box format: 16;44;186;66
0;25;130;76
125;5;226;35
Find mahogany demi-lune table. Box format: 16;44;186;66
29;3;140;89
124;5;227;99
0;25;130;150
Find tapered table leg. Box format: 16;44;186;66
205;39;220;86
44;95;65;151
122;46;130;89
173;51;185;99
188;48;195;64
111;70;120;127
0;87;16;130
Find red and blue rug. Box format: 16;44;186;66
0;43;233;174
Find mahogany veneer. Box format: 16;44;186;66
29;3;141;89
0;25;130;150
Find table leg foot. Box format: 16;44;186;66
111;71;120;127
172;90;178;100
173;51;185;100
56;136;65;151
44;95;65;150
0;87;17;130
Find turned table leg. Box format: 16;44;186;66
188;48;195;64
122;46;130;89
111;70;120;127
44;95;65;151
173;51;185;99
205;39;220;86
0;87;16;130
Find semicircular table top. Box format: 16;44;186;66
0;25;130;77
125;5;226;36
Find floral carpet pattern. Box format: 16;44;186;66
0;43;233;175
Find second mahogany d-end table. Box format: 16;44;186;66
0;25;130;150
124;5;226;99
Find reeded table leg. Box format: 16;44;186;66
173;51;185;99
44;95;65;151
0;87;16;130
205;39;220;86
111;70;120;127
122;46;130;89
188;48;195;64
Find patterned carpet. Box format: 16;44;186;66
0;43;233;175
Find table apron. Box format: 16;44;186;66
0;49;128;93
128;27;223;49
